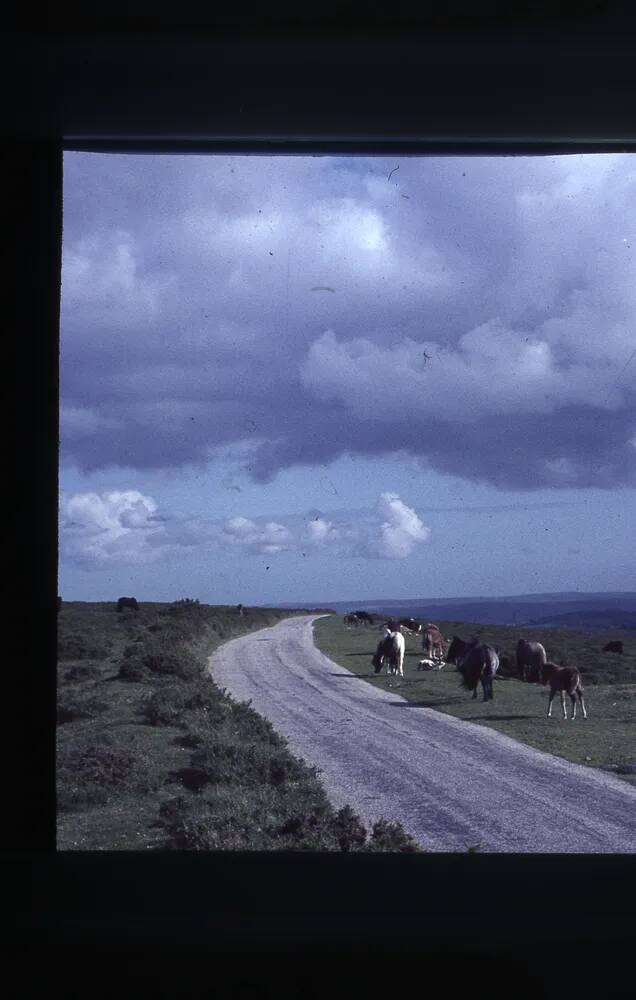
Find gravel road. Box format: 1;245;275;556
208;615;636;853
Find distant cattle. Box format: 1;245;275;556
541;661;587;720
446;637;499;702
237;604;244;616
421;624;446;663
116;596;139;612
516;638;547;683
602;641;623;654
372;631;406;677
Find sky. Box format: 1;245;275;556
59;152;636;604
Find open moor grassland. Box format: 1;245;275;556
56;602;418;852
313;615;636;782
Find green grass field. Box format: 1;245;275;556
313;615;636;782
56;601;418;851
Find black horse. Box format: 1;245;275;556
116;596;139;612
446;636;499;702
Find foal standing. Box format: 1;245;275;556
541;661;588;720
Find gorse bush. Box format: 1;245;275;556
187;734;313;789
141;679;227;727
57;732;160;811
119;639;202;681
365;819;419;853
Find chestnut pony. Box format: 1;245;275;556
541;661;588;720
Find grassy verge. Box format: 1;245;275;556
57;602;419;851
313;615;636;784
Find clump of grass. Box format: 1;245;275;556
63;663;103;683
118;656;150;681
57;690;109;724
57;633;113;661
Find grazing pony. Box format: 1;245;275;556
372;631;406;677
422;624;446;663
116;596;139;612
516;638;547;683
353;611;375;625
446;637;499;702
541;661;588;720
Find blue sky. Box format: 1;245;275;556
59;153;636;603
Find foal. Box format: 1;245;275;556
541;661;588;720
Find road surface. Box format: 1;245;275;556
208;615;636;853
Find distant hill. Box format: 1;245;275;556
280;592;636;630
522;610;636;631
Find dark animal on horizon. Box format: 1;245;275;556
237;603;244;616
116;596;139;612
372;631;406;677
602;641;623;654
446;636;499;702
516;638;547;683
541;661;587;720
345;613;368;627
353;611;375;625
422;624;446;663
57;596;62;613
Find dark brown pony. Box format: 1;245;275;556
117;596;139;612
446;637;499;702
541;661;588;720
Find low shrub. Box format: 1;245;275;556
142;680;226;727
187;735;313;789
118;656;149;681
118;640;202;681
57;690;109;724
63;663;103;683
57;733;159;811
58;633;112;661
330;805;368;851
158;784;419;852
365;818;419;853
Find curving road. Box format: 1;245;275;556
208;615;636;853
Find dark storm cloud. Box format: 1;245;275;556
61;153;636;489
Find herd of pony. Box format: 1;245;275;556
346;611;590;720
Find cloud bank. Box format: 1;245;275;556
61;153;636;490
59;490;431;567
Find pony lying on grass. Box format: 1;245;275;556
541;661;588;720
